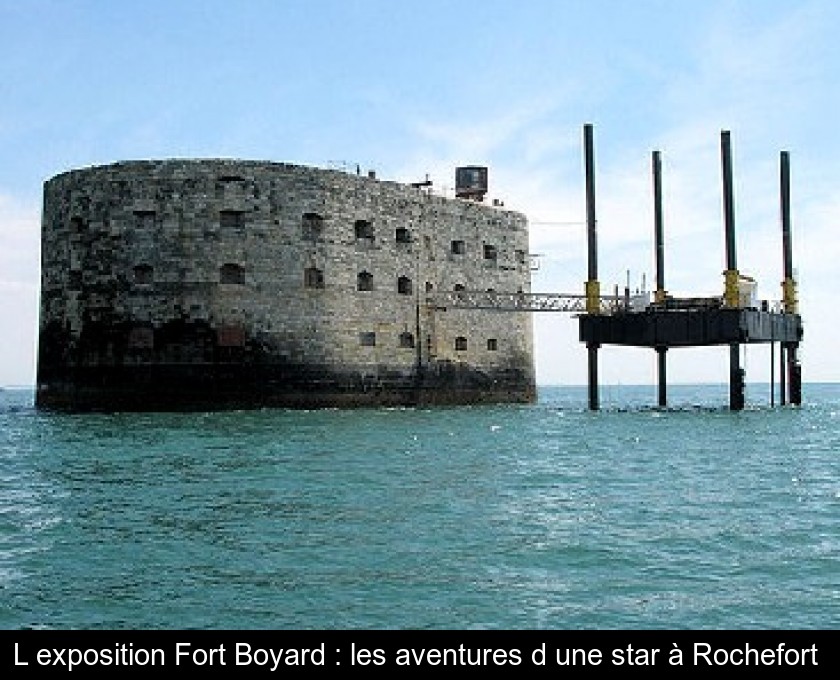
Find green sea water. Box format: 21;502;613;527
1;384;838;629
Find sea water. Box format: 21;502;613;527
1;384;837;629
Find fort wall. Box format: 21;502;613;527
36;160;535;410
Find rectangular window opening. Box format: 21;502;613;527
302;212;324;240
355;220;374;240
133;211;155;230
220;210;244;229
399;332;415;349
304;267;325;289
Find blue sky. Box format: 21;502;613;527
2;0;839;387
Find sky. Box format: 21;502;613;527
1;0;839;388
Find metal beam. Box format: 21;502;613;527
653;150;666;303
427;290;627;313
721;130;738;276
584;123;600;314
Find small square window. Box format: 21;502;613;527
359;332;376;347
302;212;324;240
399;332;415;348
357;271;374;291
133;264;153;285
304;267;325;289
455;336;468;351
483;244;498;260
217;325;246;347
133;211;155;230
487;338;498;351
355;220;374;239
451;240;465;255
220;263;245;284
128;326;154;350
220;210;244;229
397;276;413;295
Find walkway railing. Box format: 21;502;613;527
427;291;628;314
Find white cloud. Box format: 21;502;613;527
0;193;40;386
0;193;40;286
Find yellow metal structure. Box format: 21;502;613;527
782;277;798;314
585;280;601;315
723;269;740;308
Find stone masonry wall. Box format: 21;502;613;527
36;160;535;410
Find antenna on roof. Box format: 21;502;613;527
411;174;433;189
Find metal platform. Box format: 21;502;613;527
427;125;804;412
579;307;802;348
576;124;802;410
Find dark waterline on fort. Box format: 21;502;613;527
1;384;838;629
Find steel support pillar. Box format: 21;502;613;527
730;343;745;411
780;343;787;406
588;343;599;411
656;346;667;408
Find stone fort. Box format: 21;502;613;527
36;160;535;410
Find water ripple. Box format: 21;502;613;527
1;384;838;629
